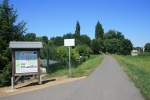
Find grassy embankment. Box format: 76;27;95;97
48;55;104;78
114;55;150;100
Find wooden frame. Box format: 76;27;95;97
11;48;41;89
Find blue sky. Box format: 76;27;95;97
1;0;150;47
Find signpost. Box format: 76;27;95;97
64;39;75;77
9;41;43;89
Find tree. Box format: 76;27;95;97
116;31;124;40
0;0;26;49
79;35;91;46
24;33;36;41
75;21;81;45
104;39;120;54
120;39;133;55
95;21;104;39
51;36;64;46
91;39;104;54
75;21;80;37
0;0;26;86
42;36;48;45
104;30;117;39
75;45;92;57
144;43;150;52
63;33;74;39
56;46;68;64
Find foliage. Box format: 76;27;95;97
75;21;81;45
42;36;48;45
91;38;104;54
95;21;104;39
144;43;150;52
51;36;64;46
115;55;150;100
75;45;92;57
102;30;133;55
104;39;120;54
79;35;91;46
63;33;75;39
24;33;36;41
75;21;80;37
0;62;11;86
56;46;80;65
0;0;26;86
119;39;133;55
71;48;80;63
116;31;124;40
104;30;117;39
56;46;68;64
48;55;103;77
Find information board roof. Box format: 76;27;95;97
9;41;43;49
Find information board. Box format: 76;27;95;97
15;51;38;73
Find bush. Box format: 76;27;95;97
71;48;80;63
56;46;68;64
0;62;11;86
75;45;92;57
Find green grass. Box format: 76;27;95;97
48;55;103;78
114;55;150;100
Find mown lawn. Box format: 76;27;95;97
48;55;104;78
114;55;150;100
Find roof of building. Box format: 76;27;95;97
9;41;43;49
132;50;138;53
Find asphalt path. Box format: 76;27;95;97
0;55;144;100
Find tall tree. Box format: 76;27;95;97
0;0;26;45
95;21;104;39
0;0;26;85
75;21;80;37
75;21;81;45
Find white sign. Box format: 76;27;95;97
15;51;38;73
64;39;75;46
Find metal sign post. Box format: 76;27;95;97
64;39;75;77
68;46;71;76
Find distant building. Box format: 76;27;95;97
131;50;139;56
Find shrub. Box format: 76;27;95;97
75;45;92;57
56;46;68;64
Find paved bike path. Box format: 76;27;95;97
0;55;144;100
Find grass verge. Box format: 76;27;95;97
48;55;103;78
114;55;150;100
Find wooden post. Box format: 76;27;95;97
37;50;41;84
11;50;15;89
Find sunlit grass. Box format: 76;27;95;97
48;55;103;78
114;55;150;100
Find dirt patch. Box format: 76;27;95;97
0;76;86;97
